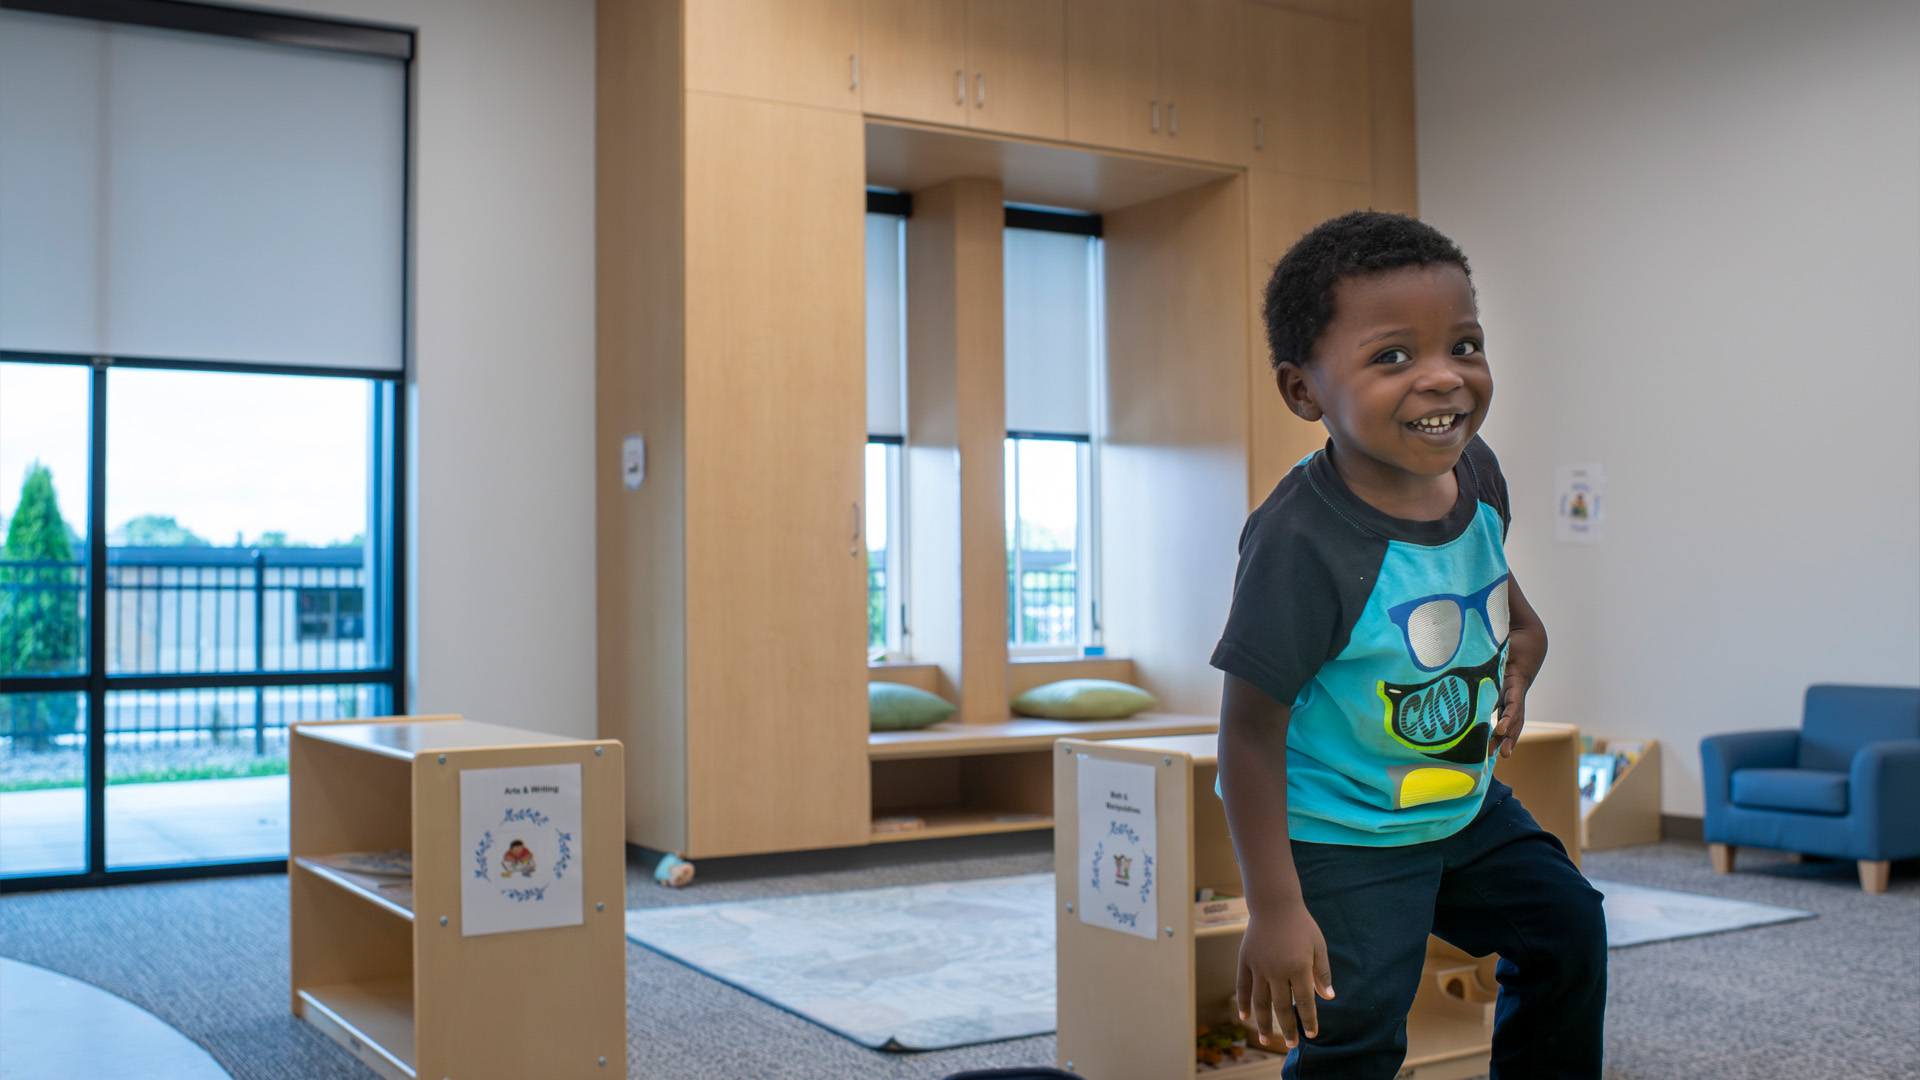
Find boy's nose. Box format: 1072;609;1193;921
1411;352;1467;393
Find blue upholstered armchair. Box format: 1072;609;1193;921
1701;684;1920;893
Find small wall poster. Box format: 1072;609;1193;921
460;763;584;937
1555;464;1606;544
1076;753;1158;940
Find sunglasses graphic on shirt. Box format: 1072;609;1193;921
1378;650;1504;762
1386;574;1511;672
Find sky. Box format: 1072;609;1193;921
1;361;370;547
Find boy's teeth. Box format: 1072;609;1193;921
1414;414;1456;431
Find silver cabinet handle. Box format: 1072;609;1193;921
976;72;985;108
956;69;965;105
1254;117;1265;150
850;54;858;92
1169;102;1178;136
1150;100;1159;133
851;502;861;555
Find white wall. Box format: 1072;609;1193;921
259;0;598;736
1416;0;1920;816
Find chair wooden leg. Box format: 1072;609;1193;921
1787;851;1805;863
1858;860;1890;894
1709;843;1736;874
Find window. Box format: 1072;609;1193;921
1004;215;1103;652
865;201;909;658
0;4;409;886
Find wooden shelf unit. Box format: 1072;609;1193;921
289;716;626;1080
1581;737;1662;850
1054;723;1582;1080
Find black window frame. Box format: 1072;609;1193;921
0;0;413;893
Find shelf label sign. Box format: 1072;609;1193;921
459;763;585;936
1076;753;1158;940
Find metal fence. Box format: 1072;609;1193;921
1;548;383;752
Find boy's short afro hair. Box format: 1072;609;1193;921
1262;211;1471;371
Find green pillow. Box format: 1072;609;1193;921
869;682;957;731
1012;679;1157;720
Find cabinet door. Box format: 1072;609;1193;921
686;0;862;111
683;94;870;856
1156;0;1239;163
1245;171;1371;503
966;0;1068;140
1241;4;1370;183
1065;0;1159;153
861;0;969;125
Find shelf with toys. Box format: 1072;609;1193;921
1053;724;1582;1080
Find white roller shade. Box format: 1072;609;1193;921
0;10;405;369
1004;227;1094;437
865;212;905;438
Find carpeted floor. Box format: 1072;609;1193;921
0;836;1913;1080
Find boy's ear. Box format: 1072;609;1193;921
1275;362;1323;422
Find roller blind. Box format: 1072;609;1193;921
865;212;905;438
1004;227;1094;437
0;9;406;369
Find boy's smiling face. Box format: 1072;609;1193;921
1278;263;1490;511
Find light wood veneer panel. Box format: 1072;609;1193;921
861;0;969;126
682;93;870;856
598;0;688;853
966;0;1068;139
1066;0;1160;154
685;0;862;111
1241;4;1371;183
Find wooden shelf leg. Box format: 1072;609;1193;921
1858;859;1890;894
1709;843;1736;874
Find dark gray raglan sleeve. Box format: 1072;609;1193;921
1463;436;1510;537
1209;504;1349;710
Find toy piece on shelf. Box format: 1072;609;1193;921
654;852;695;887
871;815;927;835
1195;887;1249;927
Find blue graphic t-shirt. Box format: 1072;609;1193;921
1211;437;1512;847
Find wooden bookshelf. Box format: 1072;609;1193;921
1054;723;1581;1080
1582;738;1662;850
289;715;626;1080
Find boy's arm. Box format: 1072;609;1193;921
1493;572;1548;758
1218;672;1335;1050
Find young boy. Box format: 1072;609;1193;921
1214;211;1606;1079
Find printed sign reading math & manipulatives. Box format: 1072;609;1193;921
1076;754;1159;940
459;763;584;936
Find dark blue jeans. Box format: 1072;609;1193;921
1282;781;1606;1080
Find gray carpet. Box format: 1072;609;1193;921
0;836;1913;1080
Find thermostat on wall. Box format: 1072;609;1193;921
622;435;646;491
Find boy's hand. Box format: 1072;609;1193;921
1492;573;1547;758
1236;900;1335;1050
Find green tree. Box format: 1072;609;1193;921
120;514;211;547
1;463;84;750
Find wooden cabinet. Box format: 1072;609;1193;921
1068;0;1239;161
686;0;862;111
966;0;1068;138
1066;0;1160;153
861;0;969;126
1241;3;1371;183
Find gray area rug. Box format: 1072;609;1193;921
1588;877;1813;947
626;873;1055;1050
0;837;1913;1080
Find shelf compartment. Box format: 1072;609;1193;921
297;979;416;1080
294;856;415;920
870;805;1054;842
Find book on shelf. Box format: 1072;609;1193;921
308;849;412;877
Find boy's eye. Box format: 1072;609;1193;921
1452;339;1482;357
1374;347;1412;365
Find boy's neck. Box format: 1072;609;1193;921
1325;441;1461;522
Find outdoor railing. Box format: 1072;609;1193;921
1;548;385;752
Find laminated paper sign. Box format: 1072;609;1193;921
1077;754;1158;940
459;763;584;936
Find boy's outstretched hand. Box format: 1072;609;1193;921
1492;572;1548;758
1237;900;1336;1049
